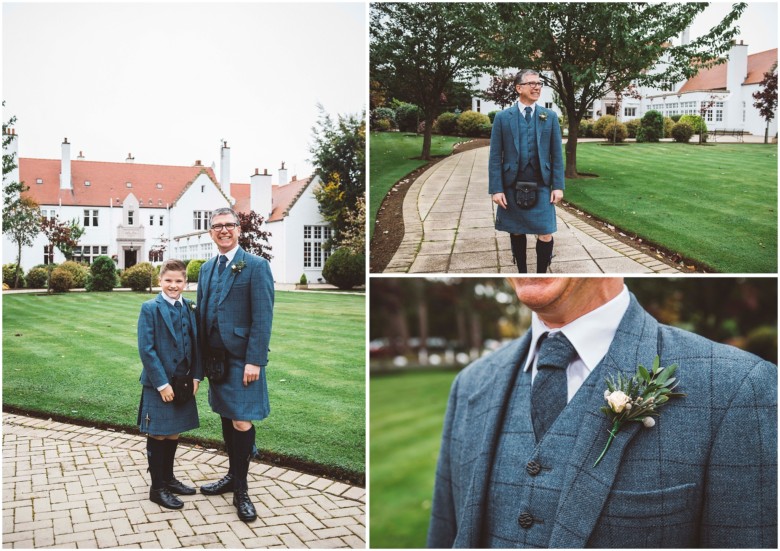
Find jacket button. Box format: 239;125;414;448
526;460;542;476
518;512;534;529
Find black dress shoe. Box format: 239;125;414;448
233;490;257;522
201;473;235;495
166;478;196;495
150;487;183;510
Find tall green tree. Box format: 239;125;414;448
309;105;365;248
371;2;489;160
753;62;778;144
486;2;746;177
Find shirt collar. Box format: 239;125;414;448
160;292;183;308
220;245;239;264
518;100;537;115
523;285;631;373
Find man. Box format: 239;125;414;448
489;70;565;273
427;278;777;548
197;207;274;522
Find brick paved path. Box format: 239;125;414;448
383;146;682;274
3;414;365;548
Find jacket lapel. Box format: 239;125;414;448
219;247;245;305
455;331;532;548
549;295;660;547
156;294;178;345
535;107;544;150
510;103;521;156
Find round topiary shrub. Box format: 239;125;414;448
187;259;206;283
322;248;365;290
479;123;493;138
87;255;118;291
456;111;491;137
593;115;617;138
678;114;708;142
663;117;675;138
394;102;422;132
603;121;628;143
120;262;159;292
578;119;595;138
636;110;664;143
433;112;459;135
3;263;26;288
49;266;74;293
57;260;89;288
670;114;682;122
371;107;396;129
671;121;695;143
487;110;499;123
624;118;641;138
376;119;392;131
26;266;48;289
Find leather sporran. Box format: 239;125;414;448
205;349;227;383
171;373;194;404
514;180;539;209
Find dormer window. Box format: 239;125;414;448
201;185;205;193
158;199;163;206
148;199;153;205
156;183;163;189
84;180;91;186
126;182;132;188
36;178;43;184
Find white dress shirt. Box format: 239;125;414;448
518;100;537;118
523;285;631;401
219;245;239;265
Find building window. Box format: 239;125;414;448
43;245;54;264
624;107;636;117
126;182;132;188
303;225;331;268
149;248;164;262
159;215;164;226
545;102;553;109
475;99;481;113
84;180;91;187
83;209;98;226
156;183;163;189
149;214;155;226
193;211;211;230
128;210;134;225
36;178;43;184
41;209;56;221
73;245;108;264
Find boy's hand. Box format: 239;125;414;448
159;384;174;402
193;380;200;396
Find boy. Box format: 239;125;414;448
137;259;202;509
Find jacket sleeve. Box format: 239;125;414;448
427;375;461;548
699;358;777;547
137;302;169;390
188;303;204;381
245;258;274;367
550;111;565;190
488;111;506;195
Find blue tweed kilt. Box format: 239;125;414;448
137;385;199;436
495;165;557;235
208;352;270;421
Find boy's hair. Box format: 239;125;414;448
160;259;187;276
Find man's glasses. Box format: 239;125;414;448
210;223;239;231
518;82;544;89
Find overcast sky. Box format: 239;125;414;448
3;2;366;185
689;1;777;54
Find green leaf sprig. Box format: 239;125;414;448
593;356;686;467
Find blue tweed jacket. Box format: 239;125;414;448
138;293;202;389
427;294;777;548
488;104;565;195
196;247;274;367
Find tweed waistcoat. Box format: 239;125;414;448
205;260;227;335
518;109;539;173
167;301;193;374
483;361;598;548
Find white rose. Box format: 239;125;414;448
607;390;630;413
643;417;656;428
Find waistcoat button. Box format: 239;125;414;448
518;512;534;529
526;460;542;476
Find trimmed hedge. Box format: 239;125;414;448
433;112;459;135
26;267;48;289
49;267;74;293
120;262;159;292
671;121;695;143
3;263;25;288
636;110;664;143
456;111;491;137
603;121;628;143
87;255;118;291
625;118;641;139
394;102;422;132
322;248;365;290
593;115;617;138
56;261;89;289
187;259;206;283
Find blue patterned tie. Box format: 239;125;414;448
218;255;227;275
531;332;577;441
524;106;532;123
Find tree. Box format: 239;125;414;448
5;197;41;287
371;2;489;159
338;193;366;255
40;217;84;261
237;211;272;261
479;73;517;110
309;106;365;245
2;105;24;210
486;2;746;177
753;62;778;144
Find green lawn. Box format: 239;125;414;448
565;142;778;273
370;370;457;548
370;132;463;240
3;290;365;476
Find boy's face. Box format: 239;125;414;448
160;270;187;301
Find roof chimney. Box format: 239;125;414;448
278;161;288;186
126;153;135;163
77;150;85;159
220;140;231;198
60;138;72;190
194;159;202;167
250;168;273;219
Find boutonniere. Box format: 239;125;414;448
593;356;685;467
188;301;197;311
231;260;247;274
538;111;548;122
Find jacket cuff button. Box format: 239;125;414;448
526;460;542;476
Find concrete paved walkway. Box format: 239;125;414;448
3;414;365;549
383;146;682;274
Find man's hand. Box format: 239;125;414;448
159;384;174;402
551;189;563;204
193;380;200;396
243;364;261;386
492;192;508;209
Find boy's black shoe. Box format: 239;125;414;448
166;478;196;495
201;473;235;495
150;487;184;510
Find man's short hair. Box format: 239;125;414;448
160;259;187;276
210;207;240;225
515;69;541;87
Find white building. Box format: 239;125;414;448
2;134;332;284
472;41;777;137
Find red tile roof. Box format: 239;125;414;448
232;177;312;223
19;158;220;208
679;48;777;93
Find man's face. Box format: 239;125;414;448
160;270;186;301
210;213;241;253
515;74;542;105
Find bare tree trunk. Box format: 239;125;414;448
14;244;22;288
765;122;770;144
421;115;435;160
416;280;429;366
565;120;579;178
